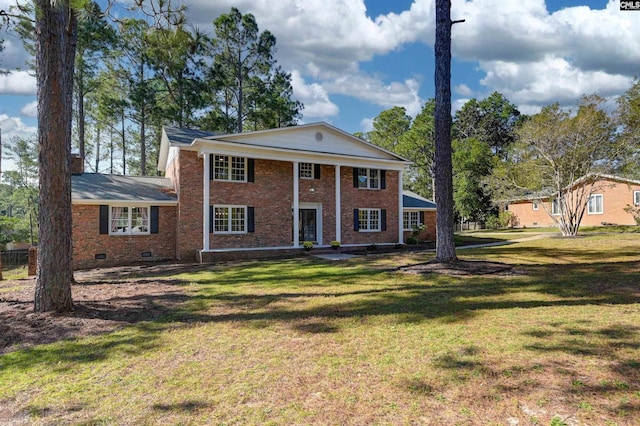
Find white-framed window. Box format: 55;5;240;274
551;199;561;216
300;162;314;179
403;211;420;231
356;168;380;189
532;201;539;211
214;155;246;182
214;205;247;234
634;190;640;206
359;208;381;232
588;194;603;214
110;206;150;235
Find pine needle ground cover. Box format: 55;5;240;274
1;233;639;425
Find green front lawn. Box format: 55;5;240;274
1;234;639;424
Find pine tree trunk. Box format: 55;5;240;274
34;0;77;312
434;0;457;262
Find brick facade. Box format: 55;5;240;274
508;177;640;228
205;162;402;251
72;204;177;269
173;151;204;261
402;210;437;242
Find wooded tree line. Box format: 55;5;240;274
363;82;640;230
9;3;303;177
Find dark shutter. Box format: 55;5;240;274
209;205;214;234
247;207;255;233
247;158;255;182
353;209;360;231
99;205;109;234
150;206;159;234
209;154;214;180
314;163;321;179
353;168;358;188
419;211;425;226
380;209;387;231
380;170;386;189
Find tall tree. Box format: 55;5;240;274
3;136;39;244
616;79;640;178
368;106;412;151
399;99;436;199
32;0;79;312
434;0;459;262
74;1;116;164
513;95;621;236
206;7;302;133
147;24;207;129
454;92;522;159
452;137;494;222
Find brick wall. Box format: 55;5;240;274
175;151;203;261
508;179;640;228
72;204;177;269
402;210;437;242
340;168;400;245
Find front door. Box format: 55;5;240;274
299;209;317;242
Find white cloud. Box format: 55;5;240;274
290;70;339;120
185;0;435;74
451;0;640;111
454;84;474;97
325;74;423;118
0;70;36;95
0;114;37;140
479;56;632;108
20;101;37;118
359;117;374;133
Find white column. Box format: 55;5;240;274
293;161;300;247
203;153;211;251
335;165;341;243
398;169;404;244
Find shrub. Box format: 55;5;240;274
405;236;418;245
330;240;341;249
623;204;640;225
486;211;515;229
302;241;314;250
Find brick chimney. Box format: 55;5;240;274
71;153;84;175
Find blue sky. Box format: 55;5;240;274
1;0;639;165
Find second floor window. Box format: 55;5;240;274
214;155;246;182
357;168;380;189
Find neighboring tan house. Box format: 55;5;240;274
507;175;640;228
71;122;437;269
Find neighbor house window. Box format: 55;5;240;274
358;208;381;232
403;211;420;231
214;155;246;182
532;201;539;211
214;205;247;233
551;199;561;216
110;206;150;235
356;168;380;189
588;194;603;214
299;162;314;179
634;190;640;206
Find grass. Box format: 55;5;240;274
1;233;640;424
0;265;28;281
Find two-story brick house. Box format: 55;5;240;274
71;122;435;269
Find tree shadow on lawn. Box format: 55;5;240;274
2;256;639;376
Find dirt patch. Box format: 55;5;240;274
0;263;195;355
397;259;517;276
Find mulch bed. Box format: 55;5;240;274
0;264;194;355
397;259;517;276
